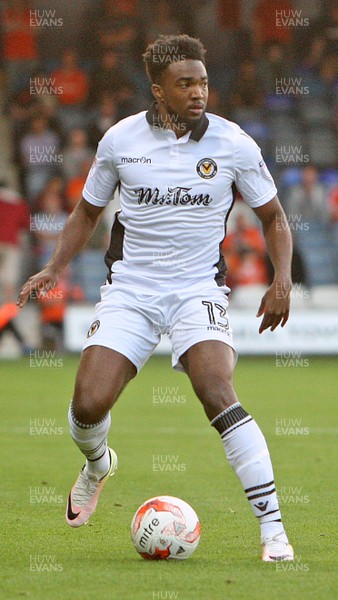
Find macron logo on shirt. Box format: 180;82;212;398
121;156;152;164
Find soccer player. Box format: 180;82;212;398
18;35;294;562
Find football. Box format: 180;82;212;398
131;495;201;560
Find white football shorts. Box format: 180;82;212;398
82;280;235;372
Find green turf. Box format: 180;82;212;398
1;355;337;600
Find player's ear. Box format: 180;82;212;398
151;83;164;103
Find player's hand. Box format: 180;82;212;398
256;279;292;334
17;267;59;308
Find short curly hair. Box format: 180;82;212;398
143;34;206;84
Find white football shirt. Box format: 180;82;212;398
83;105;277;289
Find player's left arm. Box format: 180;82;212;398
253;196;292;334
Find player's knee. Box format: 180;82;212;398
194;376;237;419
73;379;113;423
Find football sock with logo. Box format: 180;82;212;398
68;402;111;480
211;402;286;541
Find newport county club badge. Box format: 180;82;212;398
196;158;218;179
87;320;100;338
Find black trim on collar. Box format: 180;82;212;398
146;102;209;142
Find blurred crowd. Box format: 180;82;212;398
0;0;337;350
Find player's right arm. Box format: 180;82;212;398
17;198;105;308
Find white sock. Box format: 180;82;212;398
211;403;285;541
68;401;111;480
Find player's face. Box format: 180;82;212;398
153;59;208;128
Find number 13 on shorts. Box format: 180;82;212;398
202;301;229;331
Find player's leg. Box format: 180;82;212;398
66;346;137;527
69;283;160;483
73;344;136;422
66;283;161;527
179;340;293;561
70;344;136;476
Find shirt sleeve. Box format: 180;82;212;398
233;128;277;208
82;128;119;207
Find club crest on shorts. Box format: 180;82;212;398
196;158;217;179
87;319;100;338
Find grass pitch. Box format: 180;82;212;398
1;355;337;600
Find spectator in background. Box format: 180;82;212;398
88;50;129;106
206;86;226;117
115;82;147;119
103;0;139;18
36;96;64;140
222;213;268;289
37;266;84;352
65;158;93;212
2;0;39;99
217;0;251;67
317;53;338;101
0;180;31;356
285;165;331;225
0;181;30;302
62;128;95;182
296;38;337;101
251;0;294;56
0;301;25;350
329;187;338;274
297;35;328;76
51;49;89;131
19;115;61;203
10;95;63;194
96;0;148;95
34;175;66;212
230;59;263;111
8;97;31;180
88;94;118;148
97;1;140;61
258;41;293;97
285;167;336;286
32;182;68;269
16;94;64;142
230;60;268;151
192;0;233;92
308;0;338;55
329;186;338;225
143;0;180;46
